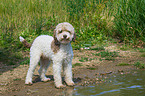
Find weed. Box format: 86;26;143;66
79;57;88;62
95;51;119;58
10;69;13;72
87;67;97;70
105;57;115;61
0;49;22;65
140;53;145;57
20;57;29;65
79;57;95;62
89;46;105;51
116;63;130;66
138;48;145;52
8;61;15;65
72;63;83;68
120;47;128;51
133;62;145;69
13;78;21;81
12;66;17;68
94;51;119;61
99;58;103;61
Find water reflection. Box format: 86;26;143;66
73;70;145;96
62;87;74;96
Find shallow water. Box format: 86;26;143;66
73;70;145;96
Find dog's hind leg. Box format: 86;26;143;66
38;58;51;82
25;52;41;85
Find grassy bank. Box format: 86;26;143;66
0;0;145;64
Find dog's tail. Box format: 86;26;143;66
19;36;31;48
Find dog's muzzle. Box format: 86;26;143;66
60;35;71;44
61;35;70;41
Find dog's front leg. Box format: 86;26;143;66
53;60;65;88
63;58;75;86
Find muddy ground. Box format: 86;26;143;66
0;44;145;96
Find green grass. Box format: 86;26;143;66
116;63;130;66
79;57;95;62
105;57;115;61
87;67;97;70
0;48;23;65
20;57;29;65
13;78;21;81
112;0;145;44
93;50;119;61
140;53;145;57
95;51;119;57
120;47;129;51
72;63;83;68
0;0;144;65
133;62;145;69
138;48;145;52
89;46;105;51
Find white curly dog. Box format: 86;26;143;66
20;22;76;88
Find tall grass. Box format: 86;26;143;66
0;0;67;45
0;0;68;63
64;0;110;47
0;0;144;64
0;0;109;50
113;0;145;44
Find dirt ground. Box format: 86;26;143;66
0;44;145;96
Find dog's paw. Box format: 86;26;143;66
55;84;66;89
41;78;51;82
66;81;75;87
25;81;33;85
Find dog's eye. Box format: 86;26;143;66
59;30;62;33
68;31;71;33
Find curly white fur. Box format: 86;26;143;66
23;22;75;88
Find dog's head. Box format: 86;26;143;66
54;22;76;44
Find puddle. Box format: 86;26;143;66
73;70;145;96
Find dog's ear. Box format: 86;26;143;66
53;29;60;45
72;33;76;42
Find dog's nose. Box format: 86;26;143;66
63;35;67;39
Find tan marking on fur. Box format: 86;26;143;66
51;40;60;53
22;40;31;48
72;32;76;42
53;29;60;45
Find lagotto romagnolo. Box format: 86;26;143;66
19;22;76;88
